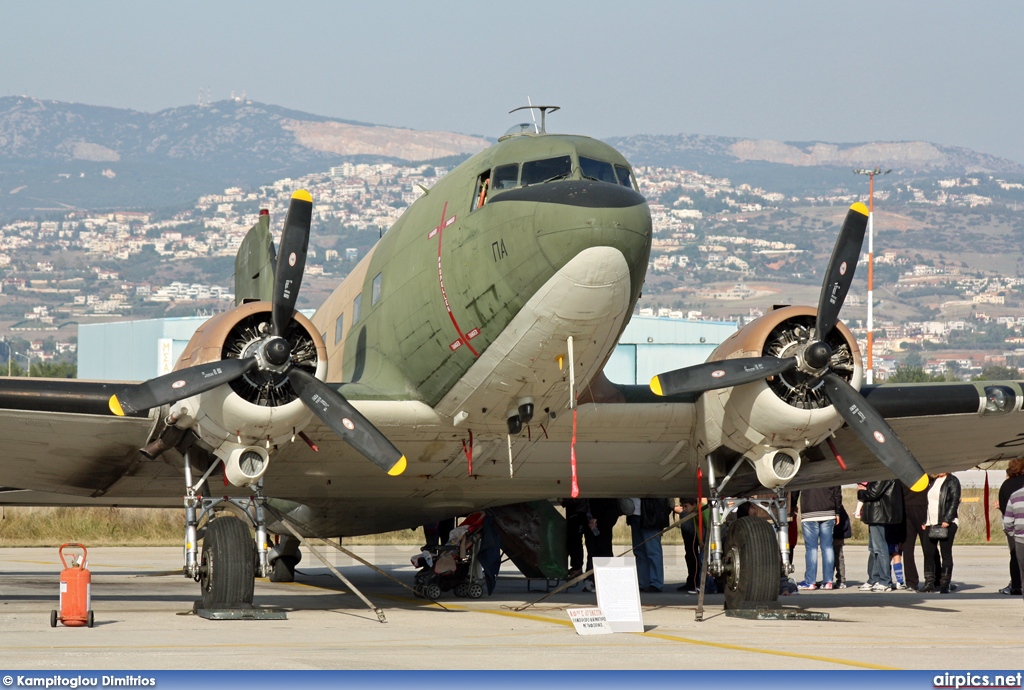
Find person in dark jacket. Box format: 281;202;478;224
998;459;1024;595
921;472;962;593
900;482;930;591
581;498;621;592
834;503;853;588
857;479;904;592
796;485;842;590
627;497;672;592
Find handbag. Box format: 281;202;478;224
927;525;949;541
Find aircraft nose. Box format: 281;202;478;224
488;180;652;301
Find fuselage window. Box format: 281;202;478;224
371;272;382;306
334;313;344;345
580;157;617;184
615;165;637;190
521;155;572;186
472;170;490;210
352;293;362;325
491;164;519;193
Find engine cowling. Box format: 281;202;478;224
698;305;863;465
166;301;328;482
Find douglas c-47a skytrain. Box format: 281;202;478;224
2;107;1023;612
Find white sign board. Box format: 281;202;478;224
566;607;613;635
593;556;644;633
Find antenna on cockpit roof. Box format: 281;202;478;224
509;104;560;134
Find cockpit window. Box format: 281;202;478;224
580;157;617;184
615;165;637;190
521;155;572;185
491;164;519;192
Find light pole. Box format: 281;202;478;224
13;352;30;377
853;167;891;384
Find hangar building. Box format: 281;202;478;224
78;314;737;384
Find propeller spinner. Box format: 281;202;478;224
108;190;406;477
650;202;928;491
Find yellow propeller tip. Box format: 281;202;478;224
851;202;869;217
108;395;125;416
388;455;407;476
292;189;312;203
910;473;929;492
650;376;664;397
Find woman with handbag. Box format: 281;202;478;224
920;472;962;593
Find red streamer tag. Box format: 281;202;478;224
570;408;579;498
696;467;703;543
985;470;991;542
462;430;474;476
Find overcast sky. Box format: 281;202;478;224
4;1;1023;162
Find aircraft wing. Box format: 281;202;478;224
0;375;1020;534
0;379;164;500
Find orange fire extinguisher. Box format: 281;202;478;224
51;543;93;628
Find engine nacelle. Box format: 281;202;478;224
165;301;328;485
698;306;863;484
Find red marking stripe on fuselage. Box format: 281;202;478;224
434;202;479;357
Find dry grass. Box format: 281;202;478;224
0;488;1005;548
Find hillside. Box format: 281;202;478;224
0;97;489;219
607;133;1024;196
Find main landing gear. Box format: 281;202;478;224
701;456;790;612
181;452;271;611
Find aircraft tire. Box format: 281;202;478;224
269;556;299;583
199;515;255;609
722;516;781;610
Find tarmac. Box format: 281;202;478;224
0;543;1022;670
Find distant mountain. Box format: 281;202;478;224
2;95;1022;220
0;97;489;219
607;133;1024;196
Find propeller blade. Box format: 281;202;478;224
650;356;798;396
272;190;313;337
288;368;407;476
821;371;928;491
816;202;869;339
109;357;258;416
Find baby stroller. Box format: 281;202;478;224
412;513;486;599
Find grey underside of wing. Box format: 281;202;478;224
0;410;161;498
1;400;1018;535
775;411;1024;493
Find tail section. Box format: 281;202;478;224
234;209;277;305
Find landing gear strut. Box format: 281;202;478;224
703;456;789;611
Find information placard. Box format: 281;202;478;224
593;555;644;633
566;607;613;635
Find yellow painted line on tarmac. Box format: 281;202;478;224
381;595;895;669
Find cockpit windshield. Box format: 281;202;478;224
521;155;572;185
614;164;636;190
492;164;519;191
580;157;618;184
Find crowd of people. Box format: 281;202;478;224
562;467;1024;603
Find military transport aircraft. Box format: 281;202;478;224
2;107;1023;612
